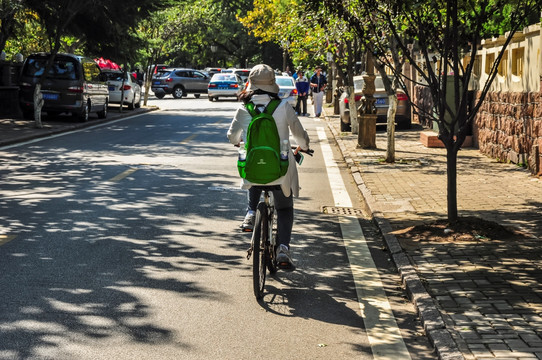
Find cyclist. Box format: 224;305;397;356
227;64;310;269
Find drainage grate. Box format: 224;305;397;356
322;206;365;216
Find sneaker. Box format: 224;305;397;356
240;213;255;232
276;244;295;271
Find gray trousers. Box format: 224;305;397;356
248;187;293;248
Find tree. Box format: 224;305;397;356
21;0;169;126
0;0;25;56
322;0;541;223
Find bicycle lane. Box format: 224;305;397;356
291;120;436;359
316;126;411;359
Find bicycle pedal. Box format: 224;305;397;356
277;262;296;272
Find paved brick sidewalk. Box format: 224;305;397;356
322;106;542;360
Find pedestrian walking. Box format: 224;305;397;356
294;69;310;116
310;66;327;117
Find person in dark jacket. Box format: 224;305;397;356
294;69;310;116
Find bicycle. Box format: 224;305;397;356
246;147;313;299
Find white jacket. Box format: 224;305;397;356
227;94;310;197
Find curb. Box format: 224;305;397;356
324;110;465;360
0;106;158;147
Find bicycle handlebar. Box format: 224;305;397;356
291;146;314;157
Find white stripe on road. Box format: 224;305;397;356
317;127;411;360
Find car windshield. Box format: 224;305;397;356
23;57;79;80
155;71;170;78
354;75;394;92
235;70;250;77
212;74;237;81
276;77;294;87
104;72;125;81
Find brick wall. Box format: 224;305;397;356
473;91;542;175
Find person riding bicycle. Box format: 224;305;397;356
227;64;310;269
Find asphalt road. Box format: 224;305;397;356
0;94;436;359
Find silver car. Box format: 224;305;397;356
151;68;210;99
103;70;141;110
275;75;297;107
339;75;411;131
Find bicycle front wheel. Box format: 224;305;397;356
252;202;268;299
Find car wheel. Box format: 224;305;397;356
214;97;219;101
135;94;141;108
155;92;165;99
340;120;351;132
208;96;214;102
77;102;90;122
97;100;108;119
22;109;33;120
396;117;411;130
47;111;60;119
173;86;184;99
128;97;135;110
194;94;200;99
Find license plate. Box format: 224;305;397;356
218;85;228;89
108;85;115;91
153;81;161;85
375;98;386;105
42;93;59;100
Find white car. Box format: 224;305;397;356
103;70;141;109
207;73;244;101
275;75;297;107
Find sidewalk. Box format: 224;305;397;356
322;106;542;360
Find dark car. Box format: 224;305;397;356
19;53;109;121
151;68;210;99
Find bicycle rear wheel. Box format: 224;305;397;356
266;209;278;274
252;202;268;299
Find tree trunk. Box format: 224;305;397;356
33;83;43;128
120;67;126;113
348;87;358;134
386;95;397;163
446;147;458;223
346;41;358;134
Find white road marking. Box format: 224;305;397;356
317;127;411;360
107;167;138;182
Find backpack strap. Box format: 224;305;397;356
245;99;281;118
263;99;281;115
245;101;260;117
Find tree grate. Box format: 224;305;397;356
321;206;365;217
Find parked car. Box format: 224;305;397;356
151;68;210;99
232;69;251;82
275;75;297;107
339;74;411;131
204;67;222;76
207;73;244;101
103;70;141;110
19;52;109;121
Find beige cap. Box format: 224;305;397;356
245;64;279;93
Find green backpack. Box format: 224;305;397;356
238;99;288;184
